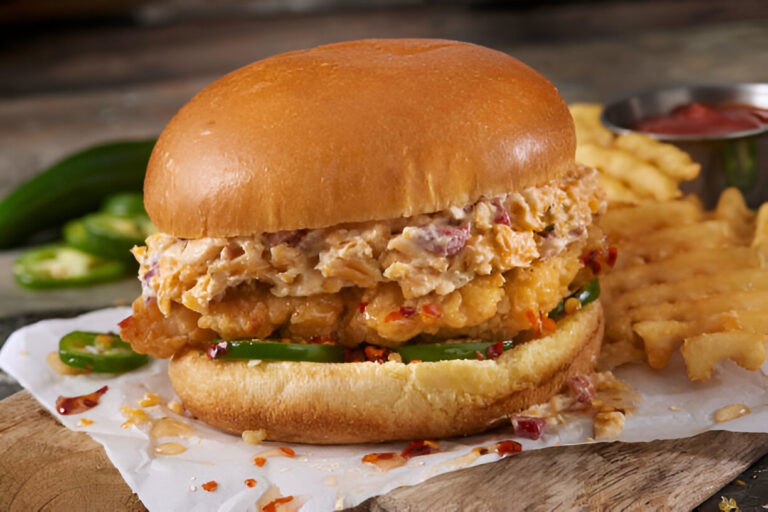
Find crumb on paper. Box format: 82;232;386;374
335;493;345;511
77;418;93;427
188;485;197;492
138;392;160;407
19;350;28;356
719;496;740;512
594;411;625;440
241;428;267;444
120;404;150;428
168;400;184;415
714;404;751;423
323;475;338;487
584;437;594;442
669;405;681;411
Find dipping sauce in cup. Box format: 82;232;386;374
602;84;768;208
635;102;768;136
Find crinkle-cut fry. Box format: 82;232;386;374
597;338;645;370
601;199;702;238
614;133;700;181
681;332;767;381
575;143;680;201
635;320;690;369
607;289;768;343
569;103;615;147
612;220;738;269
599;247;761;298
608;268;768;315
714;188;756;240
753;202;768;247
635;311;768;370
598;174;643;205
630;289;768;325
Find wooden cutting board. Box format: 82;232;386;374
1;390;766;511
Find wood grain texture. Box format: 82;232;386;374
1;390;766;512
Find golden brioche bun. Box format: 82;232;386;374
144;38;575;238
168;302;602;444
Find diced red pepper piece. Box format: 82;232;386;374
511;415;547;440
485;341;504;359
492;199;511;226
567;375;596;404
206;341;229;359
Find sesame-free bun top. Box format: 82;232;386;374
145;38;575;237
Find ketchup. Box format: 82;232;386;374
56;385;108;415
635;102;768;135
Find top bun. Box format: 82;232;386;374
145;39;575;237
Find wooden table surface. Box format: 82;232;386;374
2;2;768;510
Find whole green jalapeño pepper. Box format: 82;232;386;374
59;331;149;373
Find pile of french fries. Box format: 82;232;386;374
570;103;768;381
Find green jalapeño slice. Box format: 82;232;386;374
59;331;149;373
13;244;126;289
397;339;516;363
207;340;345;363
548;278;600;321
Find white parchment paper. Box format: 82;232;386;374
1;308;767;511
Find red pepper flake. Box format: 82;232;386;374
358;302;369;314
420;304;442;325
206;341;229;359
364;345;389;364
492;199;511;226
401;440;440;459
308;334;334;344
279;447;295;458
567;375;596;404
496;440;523;455
56;385;108;415
385;306;417;323
244;478;257;488
263;496;294;512
485;341;504;359
343;348;365;363
364;345;389;362
253;456;267;467
580;246;618;275
511;416;547;440
475;350;485;360
202;481;218;492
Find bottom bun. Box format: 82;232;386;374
169;301;604;444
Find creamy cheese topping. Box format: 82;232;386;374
135;166;604;317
